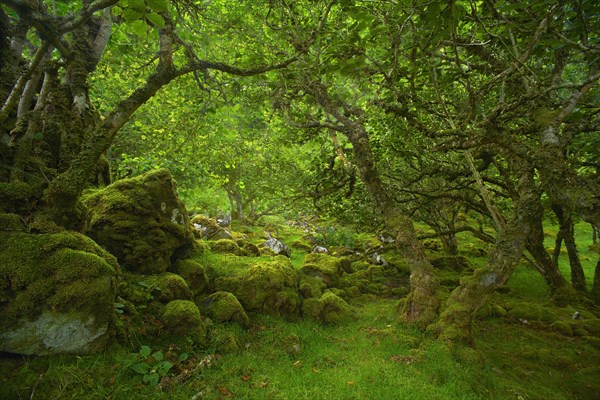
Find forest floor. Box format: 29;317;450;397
1;221;599;400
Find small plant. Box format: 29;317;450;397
128;345;183;386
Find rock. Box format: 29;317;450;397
370;252;388;267
301;292;353;324
191;214;232;240
143;273;193;303
199;291;250;328
173;259;209;297
236;239;261;257
161;300;208;342
312;245;329;254
82;169;194;274
0;231;119;355
261;236;291;258
215;257;300;317
300;253;352;287
210;239;241;255
216;213;232;227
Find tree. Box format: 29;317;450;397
0;0;310;230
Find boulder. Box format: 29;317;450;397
161;300;208;343
0;231;119;355
301;292;353;324
173;259;209;297
299;253;352;287
215;257;300;317
261;237;291;258
82;169;194;274
199;291;250;327
191;214;232;240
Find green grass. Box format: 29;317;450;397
1;221;599;400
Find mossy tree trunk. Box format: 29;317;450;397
303;80;439;328
552;204;586;292
434;161;538;343
592;259;600;304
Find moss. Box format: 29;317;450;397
82;169;194;274
199;291;250;328
211;327;240;353
550;321;574;336
144;273;192;303
210;239;241;255
0;231;119;354
214;257;300;318
431;256;473;272
302;292;353;324
299;275;327;299
0;213;25;231
235;239;260;257
173;259;209;297
0;181;36;213
300;254;351;287
161;300;207;342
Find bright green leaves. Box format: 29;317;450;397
113;0;170;35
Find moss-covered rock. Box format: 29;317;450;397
0;213;25;232
161;300;207;342
551;321;574;336
173;259;209;297
300;253;352;287
0;231;119;355
299;274;327;299
215;257;300;318
190;214;232;240
301;292;353;324
144;273;192;303
236;239;260;257
82;169;194;274
199;291;250;328
210;239;241;255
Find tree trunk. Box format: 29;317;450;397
552;204;586;292
592;259;600;304
434;161;537;343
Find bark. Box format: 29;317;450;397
552;204;586;291
304;81;439;327
435;161;536;344
592;259;600;304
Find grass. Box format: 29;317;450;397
1;221;599;400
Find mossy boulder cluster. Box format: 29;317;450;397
82;169;194;274
215;257;301;318
0;230;119;355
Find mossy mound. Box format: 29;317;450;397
300;253;352;287
199;291;250;328
235;239;260;257
82;169;194;274
431;255;473;272
0;212;25;231
173;259;209;297
143;273;192;303
0;231;119;355
301;292;353;324
161;300;208;343
190;214;232;240
210;239;241;255
215;257;300;318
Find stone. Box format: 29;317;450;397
261;237;291;258
82;169;194;274
215;257;300;317
161;300;208;342
0;231;119;355
199;291;250;328
173;259;209;297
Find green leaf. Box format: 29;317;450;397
131;363;150;374
147;0;169;12
157;361;173;375
146;12;165;28
139;345;151;358
178;352;189;362
112;5;122;16
143;373;159;386
128;0;146;12
123;8;144;22
131;20;148;36
152;351;164;361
